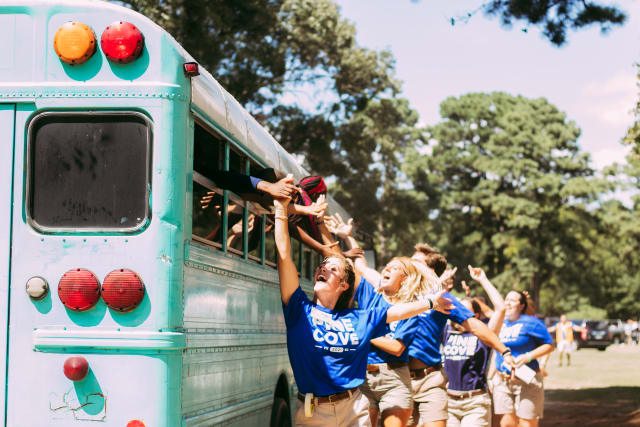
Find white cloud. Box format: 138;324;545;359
589;145;631;170
580;70;637;127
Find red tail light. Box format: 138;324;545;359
101;269;145;312
63;356;89;381
58;269;101;311
100;21;144;63
581;329;588;340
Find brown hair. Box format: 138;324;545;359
414;243;438;256
423;253;447;276
315;257;355;311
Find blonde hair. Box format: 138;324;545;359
381;257;439;304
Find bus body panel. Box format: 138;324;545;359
7;95;188;425
182;244;294;424
0;104;16;427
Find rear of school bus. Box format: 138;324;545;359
0;1;190;425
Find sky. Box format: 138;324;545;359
331;0;640;172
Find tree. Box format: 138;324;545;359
453;0;627;46
116;0;425;259
404;92;611;308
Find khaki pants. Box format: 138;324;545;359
360;364;413;413
294;389;371;426
491;373;544;420
446;392;491;427
410;369;448;424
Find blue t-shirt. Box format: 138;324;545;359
495;314;553;373
442;320;491;391
283;286;389;395
408;293;473;366
353;277;421;363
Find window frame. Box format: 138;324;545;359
25;110;153;234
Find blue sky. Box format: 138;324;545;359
331;0;640;172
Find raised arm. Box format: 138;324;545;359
274;185;300;305
370;337;406;357
468;266;505;335
462;317;516;368
326;214;381;286
386;290;454;323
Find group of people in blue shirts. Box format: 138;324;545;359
267;175;554;427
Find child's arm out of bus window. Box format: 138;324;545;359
294;224;339;258
274;190;300;305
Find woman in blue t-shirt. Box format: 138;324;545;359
492;291;554;427
273;192;452;427
442;266;511;427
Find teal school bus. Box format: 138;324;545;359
0;1;354;425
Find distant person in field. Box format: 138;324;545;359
547;315;584;367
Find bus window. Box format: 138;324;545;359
302;247;312;280
193;123;221;177
264;216;276;269
247;204;266;263
225;192;245;255
291;237;301;274
27;112;151;232
192;182;223;247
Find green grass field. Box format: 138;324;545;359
542;345;640;426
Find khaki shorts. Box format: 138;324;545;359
447;392;491;427
410;369;448;424
557;340;573;353
293;389;371;426
491;373;544;420
360;364;413;413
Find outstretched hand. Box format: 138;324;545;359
439;267;457;284
343;247;364;259
260;176;298;199
461;280;471;297
431;289;455;315
273;175;295;210
325;213;354;239
468;265;487;282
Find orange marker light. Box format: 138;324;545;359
53;22;97;65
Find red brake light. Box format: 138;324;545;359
183;62;199;77
58;269;101;311
581;329;588;340
101;269;145;312
127;420;146;427
100;21;144;63
63;356;89;381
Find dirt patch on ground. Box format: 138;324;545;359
543;388;640;426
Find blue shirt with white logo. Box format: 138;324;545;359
353;278;421;363
283;286;389;395
442;320;491;391
408;293;473;366
495;314;553;373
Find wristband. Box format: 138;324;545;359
501;348;511;357
526;352;533;363
425;297;433;310
275;215;288;220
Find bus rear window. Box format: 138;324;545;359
28;112;152;232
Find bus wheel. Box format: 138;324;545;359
270;397;291;427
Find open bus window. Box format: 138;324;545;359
192;181;223;247
225;193;245;255
264;216;276;269
27;112;151;232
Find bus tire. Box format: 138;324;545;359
270;397;291;427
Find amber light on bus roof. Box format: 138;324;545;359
58;268;101;311
53;21;97;65
101;21;144;64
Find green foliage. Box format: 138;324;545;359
465;0;627;46
404;92;612;309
